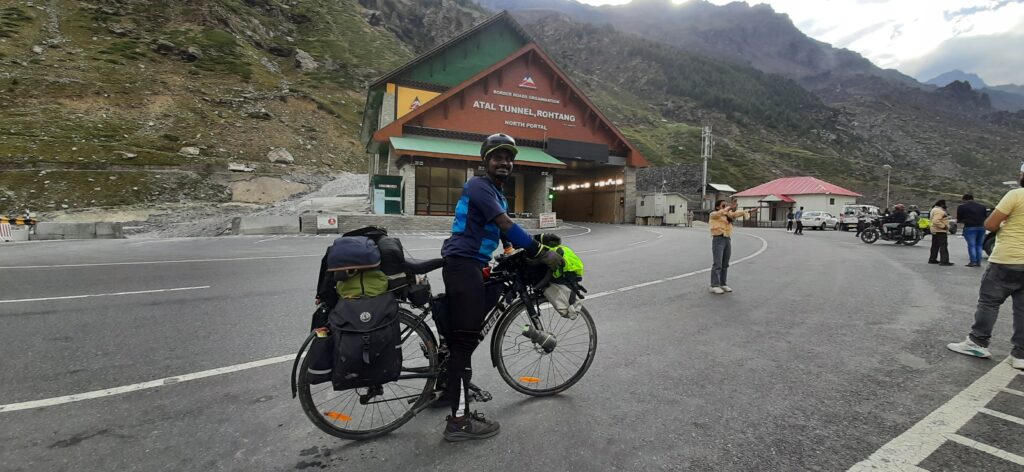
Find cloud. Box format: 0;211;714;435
900;21;1024;84
832;20;895;48
944;0;1021;22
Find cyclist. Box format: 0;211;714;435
439;133;563;441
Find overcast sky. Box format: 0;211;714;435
577;0;1024;85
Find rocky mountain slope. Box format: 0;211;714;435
0;0;422;215
925;70;1024;112
479;0;920;90
2;0;1021;218
481;2;1024;204
926;70;987;89
518;12;1023;204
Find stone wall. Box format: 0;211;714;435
624;166;637;223
524;173;553;215
299;213;555;234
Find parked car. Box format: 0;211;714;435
840;204;880;231
801;211;839;230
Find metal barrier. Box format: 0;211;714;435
0;216;37;225
0;215;36;242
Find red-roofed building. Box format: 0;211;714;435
733;177;862;226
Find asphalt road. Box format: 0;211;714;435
2;225;1023;471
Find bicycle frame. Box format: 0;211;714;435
292;254;551;409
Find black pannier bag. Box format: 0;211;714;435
305;327;333;384
330;292;402;391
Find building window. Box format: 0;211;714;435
415;162;467;216
669;205;675;214
640;199;645;206
830;198;835;205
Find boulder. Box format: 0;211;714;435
365;10;384;27
267;148;293;164
153;39;176;54
179;146;201;156
181;47;203;62
227;162;255;172
294;49;319;71
31;45;44;55
268;45;294;57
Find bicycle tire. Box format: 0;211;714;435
297;310;438;440
492;301;597;396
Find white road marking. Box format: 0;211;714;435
0;231;768;412
1001;387;1024;398
848;358;1021;471
0;286;210;304
0;354;293;413
254;235;287;244
564;232;767;301
979;407;1024;427
947;434;1024;466
560;224;592;238
0;254;320;270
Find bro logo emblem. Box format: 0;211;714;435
359;312;372;323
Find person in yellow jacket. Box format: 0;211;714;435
928;199;953;266
708;199;757;294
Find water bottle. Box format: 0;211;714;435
522;325;557;352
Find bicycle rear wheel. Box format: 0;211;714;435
492;301;597;396
297;310;438;440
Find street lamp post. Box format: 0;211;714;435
882;164;892;210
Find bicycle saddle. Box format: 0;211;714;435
403;257;444;275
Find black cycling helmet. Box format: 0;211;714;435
480;133;518;161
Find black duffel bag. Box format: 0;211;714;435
329;292;402;391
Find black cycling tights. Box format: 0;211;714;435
441;256;487;418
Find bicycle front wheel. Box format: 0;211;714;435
492;301;597;396
297;310;438;440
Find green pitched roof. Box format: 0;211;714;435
369;11;532;90
390;136;564;168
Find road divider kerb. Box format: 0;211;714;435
0;231;767;413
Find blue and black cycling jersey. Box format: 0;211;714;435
442;176;508;266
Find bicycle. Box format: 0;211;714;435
289;249;598;440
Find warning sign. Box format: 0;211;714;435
317;215;338;230
539;212;557;229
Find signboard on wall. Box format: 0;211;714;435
317;215;338;230
396;86;441;119
539;212;557;229
405;55;625;150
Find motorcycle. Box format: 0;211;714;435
860;218;923;246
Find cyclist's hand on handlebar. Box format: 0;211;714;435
532;246;564;271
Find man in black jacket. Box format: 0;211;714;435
883;204;907;238
958;194;988;267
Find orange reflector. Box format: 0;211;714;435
519;376;541;383
324;411;352;422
